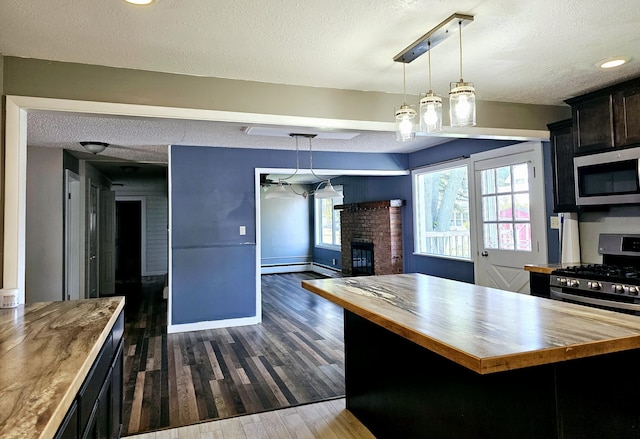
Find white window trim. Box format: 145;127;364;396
412;158;473;261
314;185;343;250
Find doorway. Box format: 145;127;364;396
116;200;142;294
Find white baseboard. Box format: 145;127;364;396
261;263;342;277
261;263;313;274
167;315;261;334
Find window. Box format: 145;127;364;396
413;162;471;259
480;163;532;251
315;187;343;248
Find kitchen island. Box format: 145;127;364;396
302;273;640;438
0;297;125;439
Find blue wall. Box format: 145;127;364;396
171;146;407;325
260;183;313;266
171;140;557;325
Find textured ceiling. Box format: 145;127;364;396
4;0;640;167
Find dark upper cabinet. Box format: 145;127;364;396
548;119;578;212
613;85;640;147
567;77;640;155
571;94;614;155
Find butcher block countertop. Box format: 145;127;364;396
0;297;125;439
302;273;640;375
524;263;580;274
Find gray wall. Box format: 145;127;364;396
26;146;64;302
113;175;168;276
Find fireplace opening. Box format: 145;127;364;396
352;242;374;276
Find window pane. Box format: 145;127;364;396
498;195;513;220
512;163;529;192
481;169;496;195
484;223;498;249
514;193;530;221
496;166;511;193
499;223;514;250
482;196;497;221
515;223;532;251
413;165;470;259
316;190;343;247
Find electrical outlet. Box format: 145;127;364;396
550;216;560;230
332;258;337;265
239;225;246;236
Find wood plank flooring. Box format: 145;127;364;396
124;398;375;439
122;273;346;436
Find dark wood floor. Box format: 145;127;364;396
121;272;345;436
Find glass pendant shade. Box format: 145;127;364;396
314;180;343;199
394;104;417;142
449;81;476;127
265;182;297;199
419;92;443;133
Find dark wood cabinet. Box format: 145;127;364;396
613;85;640;147
529;272;551;299
56;310;124;439
571;94;614;155
548;119;578;213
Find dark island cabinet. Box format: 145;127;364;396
54;311;124;439
548;119;578;212
613;85;640;147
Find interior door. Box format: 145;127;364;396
65;170;81;300
472;142;547;293
100;190;116;296
88;181;99;298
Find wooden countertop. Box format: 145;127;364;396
302;274;640;375
0;297;125;439
524;263;580;274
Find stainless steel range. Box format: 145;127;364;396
550;233;640;314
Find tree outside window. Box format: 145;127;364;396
413;164;471;259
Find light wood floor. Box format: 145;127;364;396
124;398;375;439
122;272;346;435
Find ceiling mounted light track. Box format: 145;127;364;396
392;13;475;140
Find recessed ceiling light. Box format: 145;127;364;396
597;57;630;69
124;0;155;5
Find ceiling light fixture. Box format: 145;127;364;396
80;141;109;154
394;63;417;142
124;0;155;5
264;134;343;200
419;41;443;133
393;13;474;137
598;57;629;69
449;19;476;127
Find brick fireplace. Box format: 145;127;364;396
336;199;404;276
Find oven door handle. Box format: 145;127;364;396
550;288;640;312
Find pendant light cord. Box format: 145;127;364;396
278;136;301;182
403;63;408;105
458;20;464;82
428;40;432;91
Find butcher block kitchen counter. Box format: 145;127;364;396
524;262;580;274
0;297;125;439
302;273;640;438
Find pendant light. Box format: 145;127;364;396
394;63;417;142
419;41;443;133
449;19;476;127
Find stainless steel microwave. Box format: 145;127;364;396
574;148;640;206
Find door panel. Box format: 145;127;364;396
100;190;116;296
473;143;547;293
88;182;99;298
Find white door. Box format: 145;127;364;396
65;170;81;300
472;142;547;293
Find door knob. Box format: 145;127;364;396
481;251;489;257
